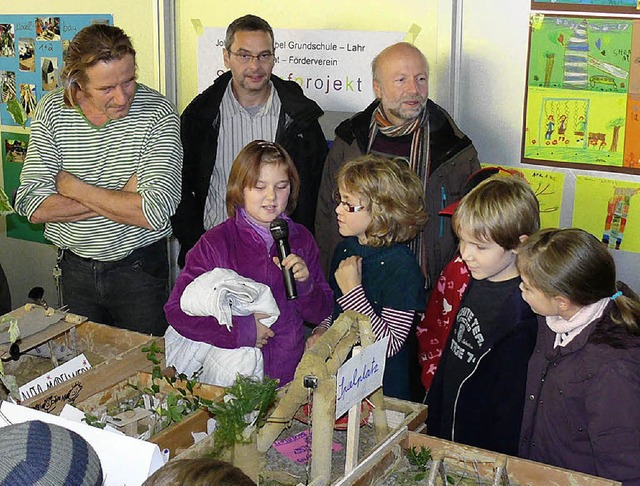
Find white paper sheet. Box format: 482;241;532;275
0;401;164;486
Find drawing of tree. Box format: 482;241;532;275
607;117;625;152
544;52;555;87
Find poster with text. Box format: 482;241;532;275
198;28;404;112
573;175;640;252
522;14;640;174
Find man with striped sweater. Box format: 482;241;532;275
14;25;182;335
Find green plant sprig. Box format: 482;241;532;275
84;341;209;430
207;374;278;453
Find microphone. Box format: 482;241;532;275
270;218;298;300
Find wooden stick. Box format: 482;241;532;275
343;346;362;474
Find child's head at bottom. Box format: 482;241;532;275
517;228;640;331
335;155;427;247
142;457;256;486
452;174;540;282
226;140;300;220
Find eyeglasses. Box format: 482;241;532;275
228;50;274;64
333;192;366;213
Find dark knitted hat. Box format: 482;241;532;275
0;420;103;486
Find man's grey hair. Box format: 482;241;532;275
224;14;275;51
371;42;429;81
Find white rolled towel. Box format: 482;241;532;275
164;326;263;387
180;268;280;331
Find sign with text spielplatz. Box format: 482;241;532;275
198;28;405;112
335;336;388;419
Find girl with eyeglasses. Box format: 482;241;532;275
308;155;427;401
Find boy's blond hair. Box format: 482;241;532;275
452;175;540;250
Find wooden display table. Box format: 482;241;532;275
0;305;162;414
73;370;225;458
341;429;621;486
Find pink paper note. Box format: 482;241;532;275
273;430;343;464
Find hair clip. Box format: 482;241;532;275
256;140;277;148
611;290;623;300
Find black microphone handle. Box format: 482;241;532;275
276;239;298;300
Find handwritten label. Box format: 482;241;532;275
273;430;342;464
19;353;91;401
32;382;83;413
335;336;388;419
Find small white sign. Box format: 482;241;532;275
19;353;91;401
335;336;388;419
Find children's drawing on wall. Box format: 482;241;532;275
531;0;640;14
623;93;640;168
484;164;565;228
18;38;35;72
602;186;640;249
523;15;639;173
573;175;640;253
0;14;112;127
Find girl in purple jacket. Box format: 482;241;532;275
517;228;640;485
164;140;333;386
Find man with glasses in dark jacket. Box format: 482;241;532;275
173;14;328;267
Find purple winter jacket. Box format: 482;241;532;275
519;298;640;485
164;212;333;386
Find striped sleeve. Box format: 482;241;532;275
136;101;183;230
14;91;62;219
337;285;415;357
13;85;183;261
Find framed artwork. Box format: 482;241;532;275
522;14;640;174
531;0;640;15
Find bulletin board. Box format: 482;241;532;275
0;15;112;128
522;13;640;175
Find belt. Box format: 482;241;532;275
62;239;166;268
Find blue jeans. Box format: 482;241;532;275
59;239;169;335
